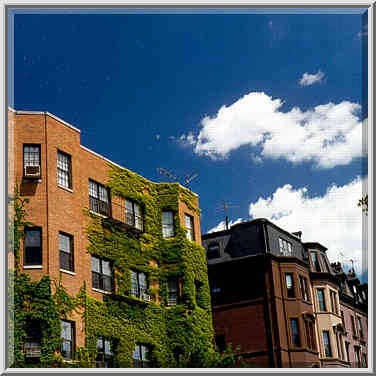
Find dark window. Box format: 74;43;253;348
357;317;363;339
162;211;174;238
290;318;301;347
354;346;361;367
285;273;295;298
24;321;42;363
91;256;112;292
279;238;292;256
310;251;321;272
330;290;338;314
350;315;357;337
341;311;345;329
89;180;111;216
215;334;226;352
304;320;316;351
24;227;42;266
125;200;143;230
133;344;150;368
61;320;75;359
299;276;309;301
131;270;150;301
96;337;114;367
336;333;343;360
185;214;194;241
207;242;220;259
345;342;350;362
322;330;332;357
167;278;178;306
57;150;72;189
317;289;326;311
23;145;41;178
59;232;74;272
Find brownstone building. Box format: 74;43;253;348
9;108;214;368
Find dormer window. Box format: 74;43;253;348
310;251;321;272
279;238;292;256
207;243;220;259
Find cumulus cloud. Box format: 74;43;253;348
299;71;325;86
249;177;366;275
180;92;364;168
207;218;244;233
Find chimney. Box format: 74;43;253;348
292;231;302;239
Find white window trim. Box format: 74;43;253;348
58;184;73;193
23;265;43;269
92;287;112;295
60;269;76;276
89;210;108;219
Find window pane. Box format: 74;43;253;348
126;200;133;213
162;211;173;225
59;233;71;253
102;260;111;276
25;230;41;247
139;273;147;291
89;180;98;198
91;256;100;273
24;145;40;166
291;319;300;346
92;272;101;289
285;274;293;289
287;243;292;255
133;345;140;360
61;321;72;340
98;185;109;203
141;345;149;361
60;251;72;271
162;211;174;238
131;271;139;296
102;276;112;292
185;214;191;229
97;338;104;352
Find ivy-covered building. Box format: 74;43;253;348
8;108;222;368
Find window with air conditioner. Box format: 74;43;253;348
23;144;41;179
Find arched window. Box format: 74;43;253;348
207;242;220;259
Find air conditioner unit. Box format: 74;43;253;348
24;165;41;178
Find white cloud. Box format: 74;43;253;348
207;218;244;233
180;92;364;169
299;71;325;86
248;177;366;275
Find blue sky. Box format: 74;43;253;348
10;9;368;280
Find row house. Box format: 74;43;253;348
202;220;368;368
8;108;212;367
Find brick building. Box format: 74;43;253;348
202;220;368;368
8;108;213;367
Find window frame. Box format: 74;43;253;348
61;319;75;360
185;213;195;241
132;343;150;368
24;321;42;363
24;227;42;266
207;242;220;260
356;317;364;339
330;290;338;315
279;237;292;256
125;199;143;231
285;273;295;298
59;232;74;272
89;179;111;217
23;144;41;178
322;330;332;358
317;288;326;312
304;319;316;351
162;210;174;238
91;256;113;293
167;277;179;306
299;275;310;302
290;317;301;347
310;251;322;272
57;150;72;189
131;270;150;301
350;315;357;338
96;336;115;367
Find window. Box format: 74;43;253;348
350;315;357;337
24;227;42;266
321;254;331;273
357;317;364;339
57;150;72;189
131;270;150;301
89;180;111;216
185;214;194;241
91;256;112;292
299;276;310;301
133;344;150;367
96;337;115;367
336;332;343;360
330;290;338;314
310;251;321;272
61;320;75;359
162;211;174;238
59;232;74;272
285;273;295;298
215;334;226;352
322;330;332;357
290;318;301;347
304;320;316;351
354;346;361;367
279;238;292;256
125;200;143;231
207;242;220;260
362;353;367;367
24;321;42;363
345;342;350;362
341;311;345;329
317;289;326;311
167;278;179;306
23;145;41;178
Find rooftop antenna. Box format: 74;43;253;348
349;259;355;272
157;168;198;188
339;252;344;266
216;200;239;230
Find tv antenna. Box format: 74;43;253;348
216;200;239;230
157;168;199;187
339;252;344;266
